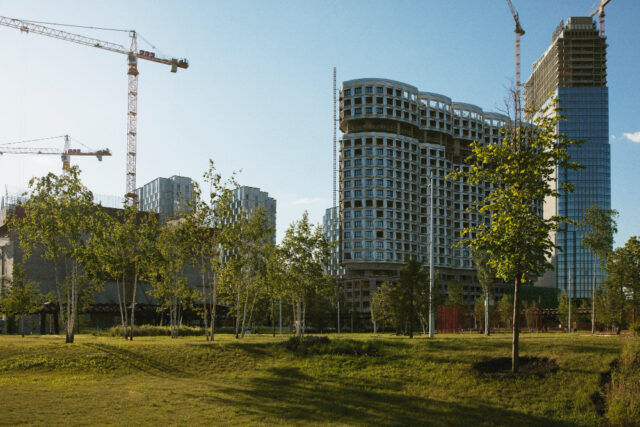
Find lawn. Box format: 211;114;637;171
0;332;629;426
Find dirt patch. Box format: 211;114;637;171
471;357;558;378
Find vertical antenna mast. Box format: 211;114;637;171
333;67;337;210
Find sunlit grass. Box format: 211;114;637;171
0;332;629;426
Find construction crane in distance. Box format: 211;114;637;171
0;16;189;205
0;135;111;171
589;0;611;37
506;0;525;124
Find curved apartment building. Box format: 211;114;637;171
338;78;509;312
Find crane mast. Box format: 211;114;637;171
0;16;188;206
506;0;525;124
589;0;611;37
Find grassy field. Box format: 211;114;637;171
0;332;631;426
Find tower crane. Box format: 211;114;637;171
589;0;611;37
0;16;189;205
506;0;525;124
0;135;111;171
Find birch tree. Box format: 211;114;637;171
581;205;618;334
0;263;46;337
472;248;494;336
11;167;100;343
280;211;331;337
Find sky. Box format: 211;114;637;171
0;0;638;245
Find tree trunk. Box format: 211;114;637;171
484;291;490;336
201;254;209;341
129;264;138;341
295;299;302;337
234;277;242;339
240;279;250;339
592;258;597;335
271;298;276;337
115;278;128;339
371;306;377;334
302;300;306;337
211;272;217;341
245;291;259;337
512;276;521;373
20;314;25;338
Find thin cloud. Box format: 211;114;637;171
623;131;640;143
292;197;321;206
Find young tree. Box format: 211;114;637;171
472;248;494;335
498;294;514;329
11;167;102;343
450;98;582;372
557;291;571;330
0;263;46;337
581;205;618;334
280;211;332;337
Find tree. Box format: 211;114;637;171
581;205;618;334
11;167;102;343
498;294;514;328
449;98;582;372
280;211;332;337
445;279;464;329
472;248;494;335
601;237;640;334
396;260;428;338
557;291;571;330
524;300;541;332
0;263;46;337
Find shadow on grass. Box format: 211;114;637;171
211;366;575;427
82;343;186;377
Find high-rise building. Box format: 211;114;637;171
338;78;508;312
525;17;610;298
230;186;277;244
135;175;195;220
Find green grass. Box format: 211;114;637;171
0;332;631;426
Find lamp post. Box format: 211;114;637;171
429;173;435;338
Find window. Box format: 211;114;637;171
365;179;373;186
386;180;393;187
365;230;373;238
355;107;362;114
386;221;393;228
354;211;362;218
365;220;373;228
376;190;383;197
344;160;351;167
365;241;372;248
354;231;362;238
365;209;373;217
344;211;351;218
354;241;362;248
376;220;384;227
355;179;362;187
344;221;351;228
345;181;351;188
365;251;373;259
386;242;393;249
376;107;383;114
344;88;351;96
355;220;362;228
354;87;362;94
365;148;373;155
376;241;384;249
354;169;362;176
376;159;383;166
365;189;373;196
365;169;373;176
344;170;351;178
354;159;362;166
376;252;384;259
344;231;351;238
365;86;373;93
376;169;383;176
387;190;393;197
344;149;351;157
376;87;383;94
344;190;351;197
344;242;351;249
387;149;393;156
354;190;362;197
365;107;372;114
354;252;362;259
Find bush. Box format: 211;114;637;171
283;336;381;356
605;340;640;425
107;325;205;337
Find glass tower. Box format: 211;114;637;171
525;18;610;298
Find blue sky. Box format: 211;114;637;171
0;0;638;244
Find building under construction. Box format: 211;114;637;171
525;17;610;298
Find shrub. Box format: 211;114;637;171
605;340;640;425
107;325;205;337
283;336;380;356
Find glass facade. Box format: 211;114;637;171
556;87;610;298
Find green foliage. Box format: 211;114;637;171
0;264;46;336
502;284;559;309
498;294;514;327
106;324;205;337
445;279;464;309
10;167;102;343
557;291;571;327
279;211;332;337
581;205;618;269
605;340;640;425
283;336;381;356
